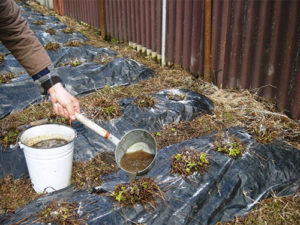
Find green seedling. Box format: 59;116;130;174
155;132;161;136
110;178;163;207
1;129;20;148
71;60;81;67
171;149;209;177
142;182;148;189
104;106;116;115
199;153;208;164
35;201;80;224
133;95;156;109
168;93;185;101
115;190;124;202
171;128;176;132
175;153;182;161
213;131;244;158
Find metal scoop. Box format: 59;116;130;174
75;113;157;180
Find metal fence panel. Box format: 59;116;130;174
211;0;300;119
63;0;100;29
54;0;299;119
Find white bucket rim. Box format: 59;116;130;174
19;123;77;149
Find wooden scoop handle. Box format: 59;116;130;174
75;112;119;145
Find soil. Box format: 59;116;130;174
171;149;210;177
110;177;164;208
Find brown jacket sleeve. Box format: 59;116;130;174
0;0;51;76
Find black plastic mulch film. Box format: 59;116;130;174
0;2;299;225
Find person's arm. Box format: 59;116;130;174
0;0;80;120
0;0;50;75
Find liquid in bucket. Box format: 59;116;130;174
30;138;69;149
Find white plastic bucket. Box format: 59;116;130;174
19;124;76;193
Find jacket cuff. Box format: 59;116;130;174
33;65;62;94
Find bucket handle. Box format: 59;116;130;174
75;113;120;146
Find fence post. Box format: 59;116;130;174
204;0;212;82
99;0;106;39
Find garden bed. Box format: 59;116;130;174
0;1;299;225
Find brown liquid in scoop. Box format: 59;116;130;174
120;150;155;173
30;138;69;149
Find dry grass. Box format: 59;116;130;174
0;53;4;63
0;175;42;214
44;42;60;51
72;152;118;190
217;189;300;225
0;72;19;84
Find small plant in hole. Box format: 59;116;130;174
133;94;156;109
213;131;244;158
63;27;74;34
247;122;279;144
35;201;85;224
0;128;21;149
171;149;209;177
64;40;82;47
0;53;4;63
93;55;114;64
33;20;45;25
110;177;164;208
44;42;60;51
45;28;57;35
58;58;82;67
71;60;82;67
0;72;18;84
83;97;122;121
168;93;186;101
